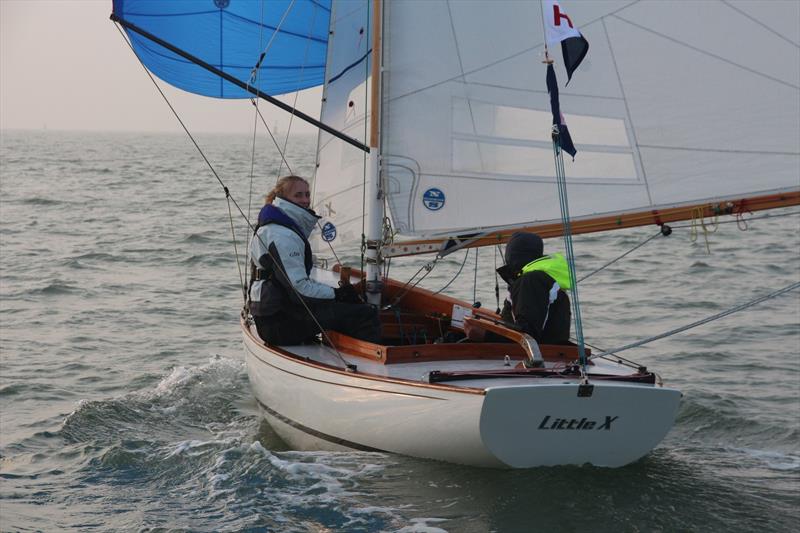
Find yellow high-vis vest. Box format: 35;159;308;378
520;253;572;290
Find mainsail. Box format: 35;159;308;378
311;0;800;256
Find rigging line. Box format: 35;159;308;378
114;23;352;371
387;258;440;309
251;0;297;76
111;14;369;153
472;246;479;304
719;0;800;49
552;131;587;369
114;23;245;229
360;0;373;281
247;0;298;179
245;0;266;278
574;338;644;371
251;103;294;175
578;229;663;283
612;14;800;91
247;108;260;225
278;0;316;177
433;249;470;295
494;245;501;313
591;280;800;360
226;195;246;303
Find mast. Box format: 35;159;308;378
364;0;384;305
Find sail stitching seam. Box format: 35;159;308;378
601;17;653;206
720;0;800;48
612;14;800;90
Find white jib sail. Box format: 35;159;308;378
311;0;374;255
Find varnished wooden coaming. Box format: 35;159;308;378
325;271;590;366
242;315;486;395
323;330;587;366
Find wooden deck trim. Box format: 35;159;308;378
383;190;800;257
241;316;487;395
323;329;589;365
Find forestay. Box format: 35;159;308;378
311;0;799;254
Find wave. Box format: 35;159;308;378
17;197;63;206
727;447;800;471
31;282;86;296
49;357;430;532
675;394;800;452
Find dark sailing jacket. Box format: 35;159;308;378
500;254;572;345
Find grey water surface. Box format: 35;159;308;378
1;130;798;532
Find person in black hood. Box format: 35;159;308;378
466;232;572;345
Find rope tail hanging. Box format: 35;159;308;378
690;206;719;253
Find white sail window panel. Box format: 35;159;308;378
452;140;638;182
452;98;631;147
451;97;638;182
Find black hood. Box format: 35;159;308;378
504;232;544;274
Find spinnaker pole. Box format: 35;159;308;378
110;14;370;154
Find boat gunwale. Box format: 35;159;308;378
241;316;488;396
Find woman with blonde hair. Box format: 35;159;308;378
248;175;380;345
262;175;310;211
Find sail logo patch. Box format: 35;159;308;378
422;188;445;211
321;222;337;242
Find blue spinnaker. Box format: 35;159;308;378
112;0;331;98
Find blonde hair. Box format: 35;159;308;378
265;175;309;205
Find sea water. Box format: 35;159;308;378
1;130;798;532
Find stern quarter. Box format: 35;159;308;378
479;383;681;467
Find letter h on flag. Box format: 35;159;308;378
543;0;589;84
542;0;588;159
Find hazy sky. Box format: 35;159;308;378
0;0;322;133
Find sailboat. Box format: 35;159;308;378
111;0;799;467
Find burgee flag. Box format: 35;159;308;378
547;63;577;159
543;0;589;84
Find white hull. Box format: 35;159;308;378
243;322;681;468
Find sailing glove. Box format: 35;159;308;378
334;283;361;303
